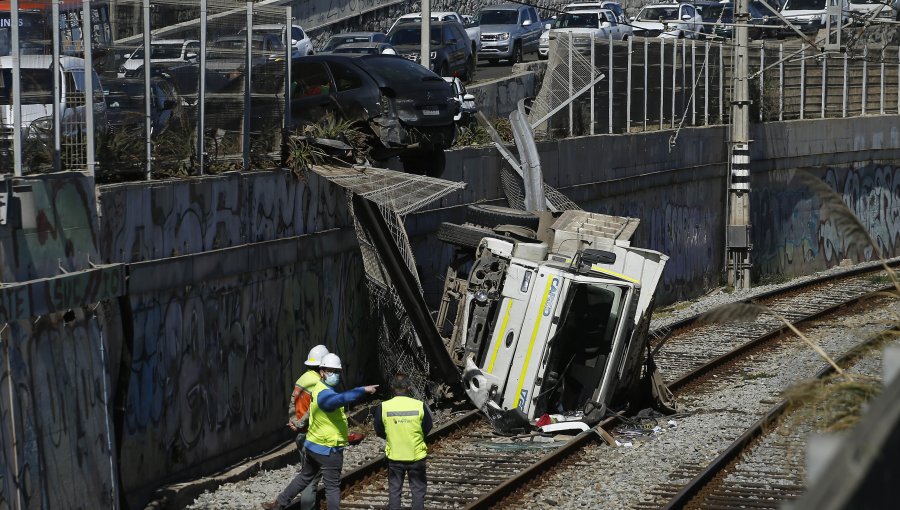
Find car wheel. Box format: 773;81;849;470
508;42;523;65
463;57;475;83
465;204;541;230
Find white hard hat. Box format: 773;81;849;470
319;353;343;371
305;345;329;367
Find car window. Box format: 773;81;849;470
292;62;332;98
529;9;539;23
637;7;678;20
292;27;304;41
442;26;455;43
605;12;618;25
372;33;385;42
454;25;467;41
477;9;519;25
327;61;363;91
187;42;200;55
683;6;695;17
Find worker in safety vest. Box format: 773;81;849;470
373;373;433;510
263;353;378;510
286;344;329;510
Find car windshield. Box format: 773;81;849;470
0;68;54;105
557;12;600;28
636;7;679;20
323;35;372;51
356;55;441;84
131;44;184;59
387;27;442;46
700;4;726;20
782;0;826;9
476;9;519;25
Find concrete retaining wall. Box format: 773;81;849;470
468;72;537;120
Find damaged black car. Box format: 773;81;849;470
290;54;458;176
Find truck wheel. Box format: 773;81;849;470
463;57;475;83
465;204;540;229
438;222;503;249
508;42;523;65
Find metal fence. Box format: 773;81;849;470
1;0;292;181
535;30;900;138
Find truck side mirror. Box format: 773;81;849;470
522;19;532;26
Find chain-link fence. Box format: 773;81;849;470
2;0;292;180
533;26;900;138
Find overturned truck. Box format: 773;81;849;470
435;206;675;432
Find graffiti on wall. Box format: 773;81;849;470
98;171;349;264
0;173;99;283
119;251;371;495
0;305;122;509
754;164;900;278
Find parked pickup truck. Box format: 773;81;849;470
390;11;481;53
548;8;632;54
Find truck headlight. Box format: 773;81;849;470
475;290;489;303
498;32;510;41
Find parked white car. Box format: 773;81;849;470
550;9;633;52
563;1;628;23
1;55;107;146
118;39;199;78
779;0;850;34
443;76;477;122
630;3;704;39
390;11;482;52
244;24;313;58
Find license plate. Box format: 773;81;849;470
423;106;439;116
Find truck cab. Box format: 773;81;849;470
438;209;672;431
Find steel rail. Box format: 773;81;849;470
464;282;896;510
661;323;900;510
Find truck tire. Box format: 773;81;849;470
465;205;540;229
438;222;502;249
508;42;523;65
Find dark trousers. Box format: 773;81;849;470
277;448;343;509
387;458;427;510
294;438;320;510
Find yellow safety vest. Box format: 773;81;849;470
306;381;349;448
382;396;427;462
296;370;320;392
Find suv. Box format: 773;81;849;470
545;9;632;56
630;3;704;38
386;20;475;81
563;1;627;23
290;54;458;175
118;39;199;78
245;24;313;58
475;3;542;64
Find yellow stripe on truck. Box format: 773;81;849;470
487;300;514;374
514;277;556;410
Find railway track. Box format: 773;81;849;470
287;261;897;510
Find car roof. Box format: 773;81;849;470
566;9;611;14
484;3;530;10
329;31;381;37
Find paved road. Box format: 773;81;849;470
471;52;542;84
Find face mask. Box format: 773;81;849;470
324;372;340;387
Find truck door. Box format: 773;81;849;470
501;269;568;417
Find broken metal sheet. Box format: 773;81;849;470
311;164;465;216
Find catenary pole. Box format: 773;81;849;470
727;0;752;289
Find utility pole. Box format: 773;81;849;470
421;0;430;70
726;0;752;289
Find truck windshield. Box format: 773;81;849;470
535;282;627;415
558;13;600;28
476;9;519;25
636;7;679;21
782;0;826;9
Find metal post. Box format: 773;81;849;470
727;0;752;289
862;45;868;116
421;0;430;69
719;41;723;122
821;51;827;118
660;37;664;130
704;41;709;125
626;35;632;133
198;0;207;173
800;47;806;120
608;30;613;134
11;0;22;176
842;51;848;117
779;43;784;121
590;32;595;135
143;0;152;180
759;41;765;122
52;0;61;172
880;50;885;115
82;0;95;177
897;45;899;115
568;34;573;136
284;6;292;155
644;37;648;131
691;39;696;125
671;37;676;128
243;1;252;171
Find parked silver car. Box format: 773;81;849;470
475;3;542;64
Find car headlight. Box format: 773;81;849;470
498;32;510;41
118;66;125;74
430;51;436;60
